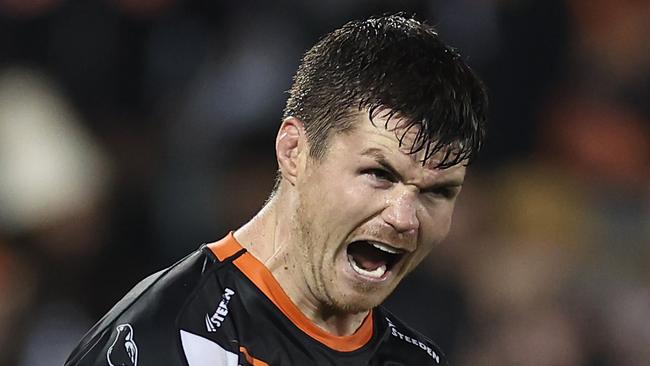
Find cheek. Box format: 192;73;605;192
321;176;379;221
419;203;456;243
408;209;454;270
298;177;362;249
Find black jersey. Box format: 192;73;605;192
66;233;447;366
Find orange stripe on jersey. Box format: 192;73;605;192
207;232;374;353
207;234;243;261
239;346;270;366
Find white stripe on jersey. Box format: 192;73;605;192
180;330;239;366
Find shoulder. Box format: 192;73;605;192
375;306;448;365
65;245;230;366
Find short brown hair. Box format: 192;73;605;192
283;14;488;168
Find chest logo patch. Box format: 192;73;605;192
107;323;138;366
386;317;440;363
205;287;235;332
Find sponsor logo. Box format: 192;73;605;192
107;323;138;366
386;318;440;364
205;287;235;332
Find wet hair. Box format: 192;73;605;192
283;14;488;168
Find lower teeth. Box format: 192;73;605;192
348;254;387;278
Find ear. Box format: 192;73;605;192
276;117;307;186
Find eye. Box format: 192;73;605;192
424;186;459;200
363;168;396;183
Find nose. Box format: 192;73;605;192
381;188;419;234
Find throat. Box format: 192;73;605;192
276;267;371;336
347;241;390;271
263;247;370;337
315;308;372;337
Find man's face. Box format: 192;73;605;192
292;111;466;313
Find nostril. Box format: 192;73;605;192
401;228;418;238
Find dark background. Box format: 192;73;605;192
0;0;648;365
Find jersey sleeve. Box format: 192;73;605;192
65;250;214;366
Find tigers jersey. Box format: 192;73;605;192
65;233;447;366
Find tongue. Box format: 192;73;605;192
348;242;389;271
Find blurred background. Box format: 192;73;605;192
0;0;648;365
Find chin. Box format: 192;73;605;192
330;292;386;313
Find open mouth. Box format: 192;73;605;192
346;240;405;280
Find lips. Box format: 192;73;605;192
346;240;406;280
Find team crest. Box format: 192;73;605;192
107;323;138;366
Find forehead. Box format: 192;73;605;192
330;110;467;178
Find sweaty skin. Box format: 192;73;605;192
235;110;466;337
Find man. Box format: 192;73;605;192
66;14;487;366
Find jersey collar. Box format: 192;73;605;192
208;232;374;352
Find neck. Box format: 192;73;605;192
234;191;368;336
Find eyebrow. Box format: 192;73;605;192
360;148;404;181
360;147;465;187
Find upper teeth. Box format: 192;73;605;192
369;241;401;254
